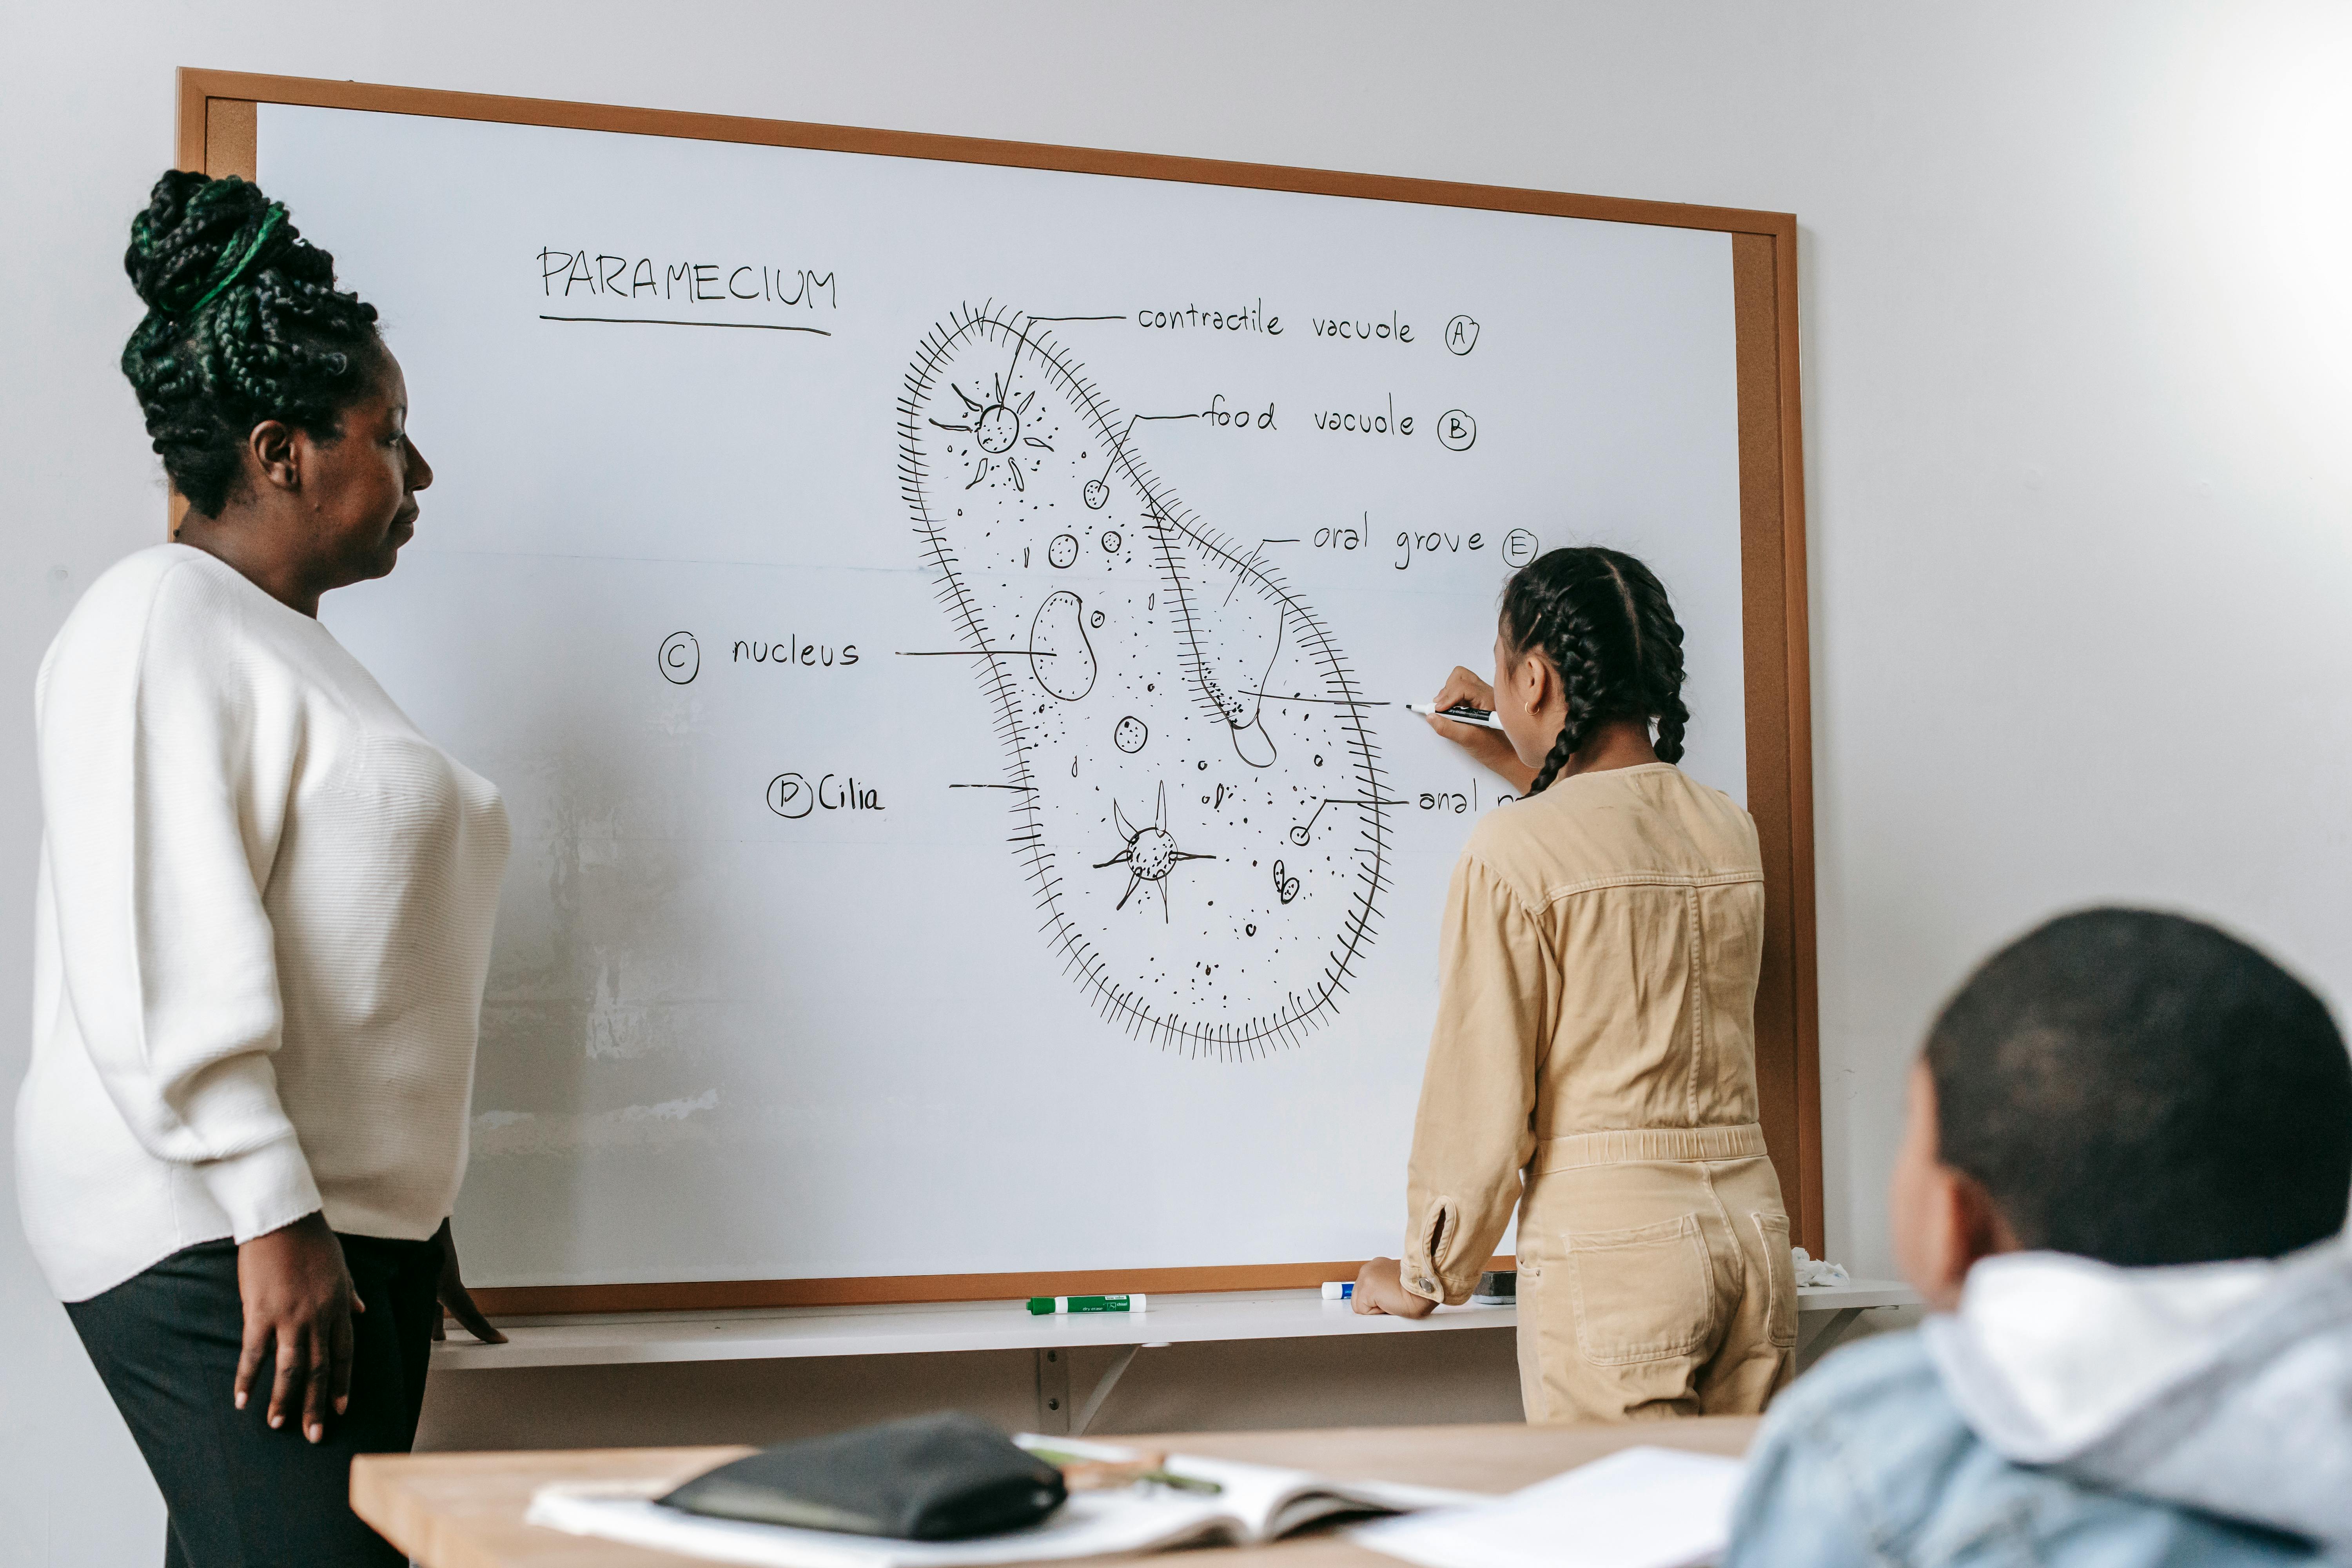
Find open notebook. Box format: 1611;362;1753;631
525;1434;1485;1567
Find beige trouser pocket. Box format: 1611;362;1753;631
1564;1214;1717;1365
1750;1211;1798;1347
1517;1156;1789;1423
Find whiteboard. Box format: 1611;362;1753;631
258;103;1747;1289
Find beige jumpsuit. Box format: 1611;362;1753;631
1399;763;1797;1423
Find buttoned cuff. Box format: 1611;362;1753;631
1404;1196;1476;1306
195;1133;324;1244
1401;1265;1450;1305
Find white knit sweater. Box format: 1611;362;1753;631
16;545;510;1301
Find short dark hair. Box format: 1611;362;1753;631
121;171;383;519
1927;908;2352;1266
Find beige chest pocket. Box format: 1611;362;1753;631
1564;1213;1717;1366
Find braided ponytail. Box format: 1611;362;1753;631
121;171;382;518
1523;598;1606;794
1637;589;1690;766
1498;546;1691;791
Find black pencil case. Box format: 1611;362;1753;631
658;1411;1069;1540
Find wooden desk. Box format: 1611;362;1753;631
354;1419;1760;1567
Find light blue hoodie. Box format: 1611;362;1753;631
1726;1240;2352;1565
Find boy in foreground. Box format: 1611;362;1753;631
1728;909;2352;1563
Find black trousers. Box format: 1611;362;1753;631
67;1233;442;1568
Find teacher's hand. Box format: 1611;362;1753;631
431;1217;507;1344
1424;667;1536;794
235;1211;359;1443
1350;1256;1439;1319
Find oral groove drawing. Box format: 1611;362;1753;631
900;304;1389;1060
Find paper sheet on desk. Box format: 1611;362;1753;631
1352;1446;1745;1568
527;1466;1485;1567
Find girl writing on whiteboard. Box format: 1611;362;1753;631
18;171;508;1565
1352;546;1797;1422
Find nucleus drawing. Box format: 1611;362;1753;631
900;303;1391;1060
1094;782;1215;921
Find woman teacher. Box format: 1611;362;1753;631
17;171;508;1564
1353;546;1797;1422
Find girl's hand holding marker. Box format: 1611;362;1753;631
1416;666;1537;793
1401;702;1503;730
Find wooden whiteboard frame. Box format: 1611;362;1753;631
176;67;1821;1313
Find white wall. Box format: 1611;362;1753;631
4;3;2348;1562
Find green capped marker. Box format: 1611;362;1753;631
1026;1293;1148;1314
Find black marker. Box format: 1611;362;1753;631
1404;702;1504;731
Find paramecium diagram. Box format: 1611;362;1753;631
900;305;1393;1061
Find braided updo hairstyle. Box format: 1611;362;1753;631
121;171;383;519
1498;546;1690;793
